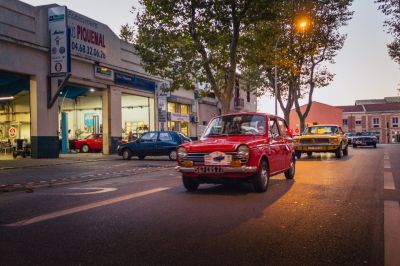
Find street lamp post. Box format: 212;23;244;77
274;18;310;116
274;35;282;116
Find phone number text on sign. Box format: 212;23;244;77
71;42;106;60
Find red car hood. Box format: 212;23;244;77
183;136;264;153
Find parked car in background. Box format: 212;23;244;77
353;132;378;148
175;112;295;193
293;125;349;159
117;131;191;160
344;133;355;144
74;133;103;153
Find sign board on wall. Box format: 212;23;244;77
48;6;71;75
94;66;114;81
68;10;107;62
114;72;156;93
8;127;17;138
170;113;190;122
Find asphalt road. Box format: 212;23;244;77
1;145;399;265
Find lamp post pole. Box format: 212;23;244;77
274;35;282;116
274;65;278;116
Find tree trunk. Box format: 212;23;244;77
283;111;290;126
219;93;232;114
299;117;306;133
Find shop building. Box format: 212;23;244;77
0;1;164;158
338;97;400;144
0;1;260;158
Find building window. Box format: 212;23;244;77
246;91;250;102
168;102;177;113
392;117;399;128
343;119;348;126
180;122;189;136
355;120;362;125
180;104;189;114
373;118;380;128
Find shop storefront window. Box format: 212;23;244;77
167;102;191;136
122;94;154;141
181;122;189;136
181;104;189;114
168;102;177;113
168;121;177;131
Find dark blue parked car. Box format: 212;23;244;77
117;131;191;160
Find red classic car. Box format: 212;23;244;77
74;133;103;153
175;112;295;192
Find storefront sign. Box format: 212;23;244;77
170;113;190;122
94;66;114;81
114;72;156;93
48;6;71;75
8;127;17;138
158;110;167;122
68;10;107;61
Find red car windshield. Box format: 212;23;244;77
203;114;266;137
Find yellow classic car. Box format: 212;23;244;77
293;125;349;159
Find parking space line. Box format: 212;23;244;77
384;201;400;266
4;187;170;227
384;171;396;190
384;160;391;169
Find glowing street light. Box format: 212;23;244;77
297;18;310;32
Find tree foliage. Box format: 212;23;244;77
119;23;135;43
242;0;353;129
376;0;400;64
134;0;275;113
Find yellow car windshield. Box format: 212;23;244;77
304;126;338;135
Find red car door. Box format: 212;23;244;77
93;134;103;151
278;118;293;169
268;117;284;173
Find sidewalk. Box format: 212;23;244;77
0;153;119;170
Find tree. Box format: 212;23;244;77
119;23;135;43
134;0;275;113
242;0;353;130
376;0;400;64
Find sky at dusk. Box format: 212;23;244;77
22;0;400;116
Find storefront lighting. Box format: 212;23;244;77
89;88;95;92
0;96;14;101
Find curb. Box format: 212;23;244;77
0;158;116;171
0;166;174;193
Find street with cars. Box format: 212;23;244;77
0;141;399;265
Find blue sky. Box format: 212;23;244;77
22;0;400;115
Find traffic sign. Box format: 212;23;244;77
9;127;17;138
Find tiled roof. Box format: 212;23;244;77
336;105;364;112
363;102;400;112
384;97;400;103
355;99;386;105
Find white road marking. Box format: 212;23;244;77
384;172;396;190
64;187;117;195
384;155;389;160
384;160;391;169
4;187;170;227
384;201;400;266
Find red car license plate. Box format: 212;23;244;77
195;166;223;174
